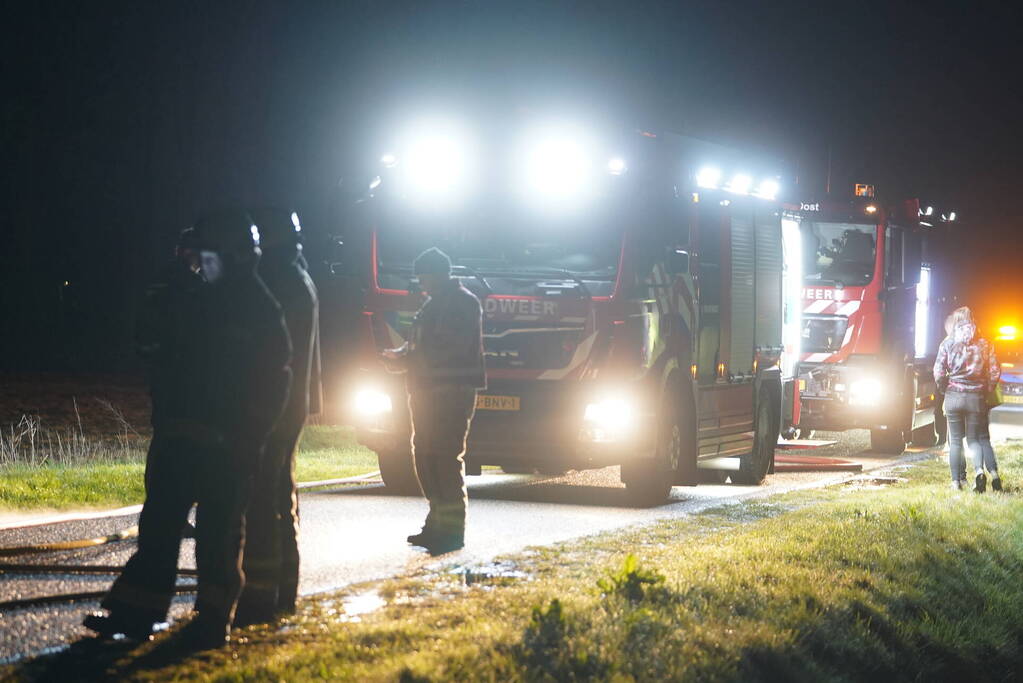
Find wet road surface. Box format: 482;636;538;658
0;427;971;662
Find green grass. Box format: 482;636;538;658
0;426;378;511
10;445;1023;681
293;426;380;482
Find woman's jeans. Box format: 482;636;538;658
978;406;999;476
944;390;996;481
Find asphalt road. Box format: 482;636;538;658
5;423;1013;664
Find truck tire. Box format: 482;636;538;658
871;377;915;454
621;390;680;506
732;392;776;485
377;449;422;495
910;422;938;448
869;428;906;455
696;469;728;484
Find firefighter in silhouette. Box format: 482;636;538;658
234;208;322;625
382;247;485;555
84;210;291;650
134;227;205;441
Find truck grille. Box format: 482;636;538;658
483;324;585;370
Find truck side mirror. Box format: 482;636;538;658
666;249;690;276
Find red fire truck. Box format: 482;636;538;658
787;191;942;453
341;122;799;503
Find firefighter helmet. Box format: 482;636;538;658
193;209;260;262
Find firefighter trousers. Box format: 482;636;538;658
102;434;253;630
409;385;477;536
236;419;303;616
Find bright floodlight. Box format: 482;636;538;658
948;211;956;221
754;178;780;200
607;157;627;175
392;120;474;206
517;125;598;208
405;135;469;199
925;206;934;216
726;173;753;195
696;167;722;189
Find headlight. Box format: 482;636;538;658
581;397;635;441
353;389;393;417
848;378;882;406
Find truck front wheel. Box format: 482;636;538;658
871;377;915;454
377;449;422;495
869;428;907;455
621;391;680;506
910;422;938;448
732;392;776;485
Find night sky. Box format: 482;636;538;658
3;1;1022;371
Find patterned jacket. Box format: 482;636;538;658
933;321;999;394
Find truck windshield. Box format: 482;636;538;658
375;203;624;296
801;221;877;287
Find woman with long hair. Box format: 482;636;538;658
934;306;1002;491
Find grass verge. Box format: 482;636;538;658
0;426;378;511
11;443;1023;682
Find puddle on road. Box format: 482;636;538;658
453;560;530;587
336;590;387;622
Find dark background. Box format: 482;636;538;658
3;1;1021;371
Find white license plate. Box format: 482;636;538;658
476;395;520;411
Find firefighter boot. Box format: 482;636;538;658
424;503;464;556
83;611;166;642
178;616;230;651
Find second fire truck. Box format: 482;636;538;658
786;191;944;453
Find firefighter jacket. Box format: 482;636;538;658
158;273;291;463
134;260;206;427
258;248;323;423
405;278;486;391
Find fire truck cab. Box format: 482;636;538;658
788;193;941;453
342;122;794;504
